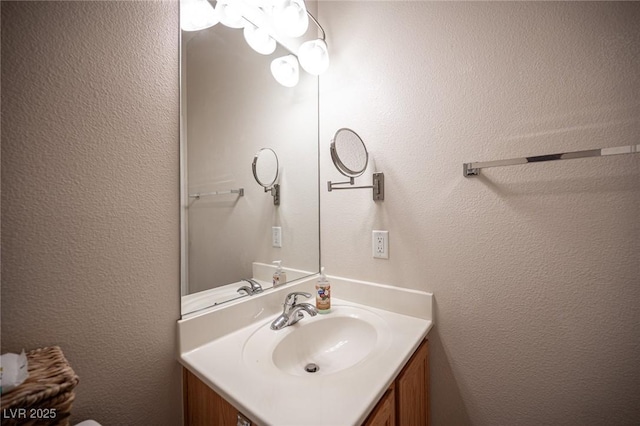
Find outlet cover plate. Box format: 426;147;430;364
372;230;389;259
272;226;282;248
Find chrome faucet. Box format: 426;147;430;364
270;292;318;330
237;279;263;296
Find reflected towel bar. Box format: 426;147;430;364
463;144;639;177
189;188;244;199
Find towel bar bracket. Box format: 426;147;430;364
463;163;479;177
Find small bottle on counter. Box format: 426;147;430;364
315;267;331;314
272;260;287;287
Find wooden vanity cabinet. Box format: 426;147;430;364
365;339;429;426
395;339;430;425
183;339;429;426
183;369;256;426
364;383;396;426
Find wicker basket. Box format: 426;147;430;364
1;346;79;426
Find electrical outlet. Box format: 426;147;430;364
372;230;389;259
272;226;282;248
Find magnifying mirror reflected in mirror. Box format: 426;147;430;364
331;128;368;178
252;148;280;205
253;148;279;187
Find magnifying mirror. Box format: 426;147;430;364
252;148;280;205
327;128;384;201
330;128;368;178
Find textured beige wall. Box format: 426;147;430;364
1;2;181;425
319;1;640;425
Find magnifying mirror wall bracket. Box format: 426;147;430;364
265;184;280;205
327;173;385;201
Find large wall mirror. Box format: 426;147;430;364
180;5;320;316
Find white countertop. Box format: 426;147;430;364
178;276;433;426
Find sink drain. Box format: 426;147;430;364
304;363;320;373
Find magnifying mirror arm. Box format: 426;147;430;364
327;173;384;201
326;177;354;190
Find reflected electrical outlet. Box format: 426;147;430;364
272;226;282;248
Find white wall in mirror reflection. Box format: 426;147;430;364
181;23;319;303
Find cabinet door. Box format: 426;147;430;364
364;384;396;426
183;368;243;426
396;340;429;426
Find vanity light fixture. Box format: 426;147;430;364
180;0;330;87
180;0;219;32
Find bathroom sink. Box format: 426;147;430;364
242;305;392;377
180;288;433;426
273;316;377;375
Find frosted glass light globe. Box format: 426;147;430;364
270;55;299;87
181;0;218;32
216;0;246;29
243;24;276;55
298;39;329;75
273;0;308;37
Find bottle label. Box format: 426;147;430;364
316;285;330;310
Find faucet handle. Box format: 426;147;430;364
237;285;252;296
284;291;311;307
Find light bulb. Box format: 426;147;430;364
273;0;308;37
180;0;218;32
243;24;276;55
270;55;299;87
215;0;246;29
298;39;329;75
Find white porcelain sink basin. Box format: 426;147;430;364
273;316;376;376
243;305;392;377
